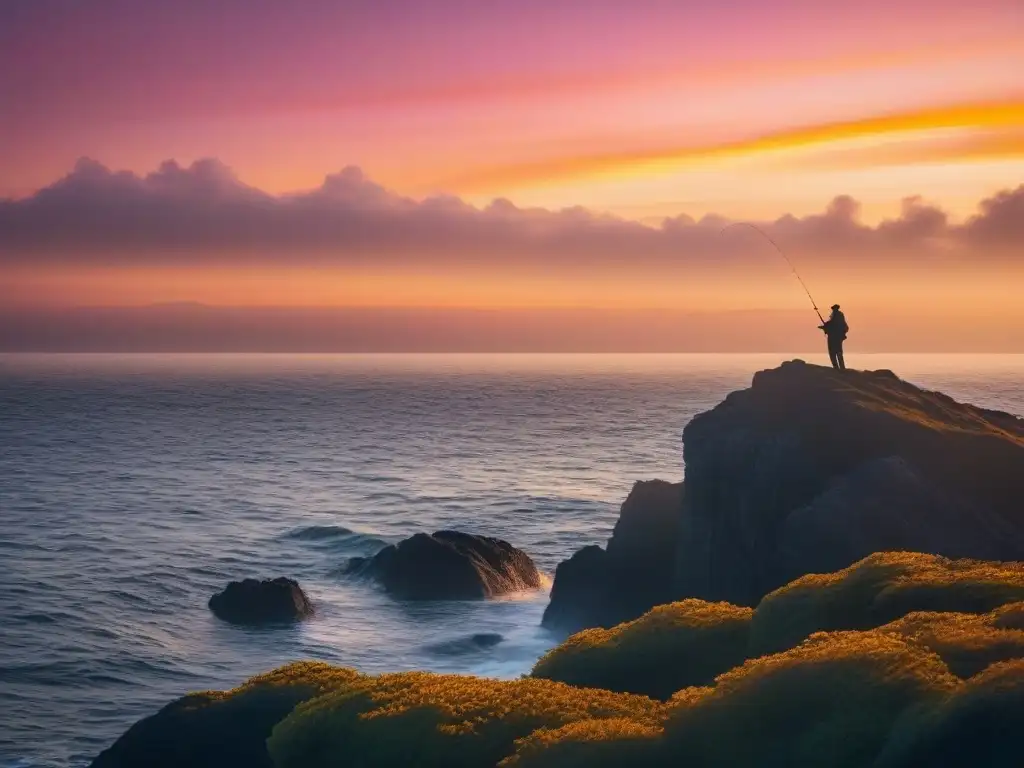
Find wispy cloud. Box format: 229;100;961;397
442;101;1024;192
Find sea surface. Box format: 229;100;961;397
1;352;1022;767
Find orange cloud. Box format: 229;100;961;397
772;127;1024;171
444;100;1024;192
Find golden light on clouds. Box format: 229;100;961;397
447;101;1024;222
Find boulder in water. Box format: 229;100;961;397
345;530;541;600
208;577;313;625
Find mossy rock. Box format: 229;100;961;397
750;552;1024;655
94;558;1024;768
268;671;663;768
877;659;1024;768
500;718;663;767
877;608;1024;679
90;663;360;768
532;599;751;699
661;630;958;768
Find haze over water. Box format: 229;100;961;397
2;352;1022;767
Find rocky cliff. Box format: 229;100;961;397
675;360;1024;606
542;480;682;634
544;360;1024;631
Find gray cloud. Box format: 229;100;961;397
961;185;1024;246
1;158;1021;270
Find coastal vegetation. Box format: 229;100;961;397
532;599;753;699
91;365;1024;767
92;554;1024;767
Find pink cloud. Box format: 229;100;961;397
2;159;1021;273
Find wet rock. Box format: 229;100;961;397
542;480;683;635
208;577;313;625
346;530;541;600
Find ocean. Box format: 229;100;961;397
1;352;1022;767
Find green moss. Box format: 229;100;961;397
991;600;1024;630
91;662;362;768
878;609;1024;679
499;719;663;767
267;671;663;768
660;629;958;768
877;659;1024;768
515;628;965;768
531;599;752;699
750;552;1024;655
94;559;1024;768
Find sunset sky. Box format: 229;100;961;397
1;0;1022;350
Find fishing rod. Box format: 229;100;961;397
719;222;824;324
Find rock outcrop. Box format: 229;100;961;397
90;663;355;768
208;578;313;625
542;361;1024;632
542;480;682;634
345;530;541;600
96;557;1024;768
675;360;1024;606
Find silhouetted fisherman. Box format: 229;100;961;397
819;304;848;371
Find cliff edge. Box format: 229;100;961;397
675;359;1024;606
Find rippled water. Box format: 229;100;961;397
1;353;1022;767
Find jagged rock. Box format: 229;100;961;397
542;480;682;634
345;530;541;600
208;578;313;625
541;545;612;634
675;360;1024;606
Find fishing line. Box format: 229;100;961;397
719;222;824;324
